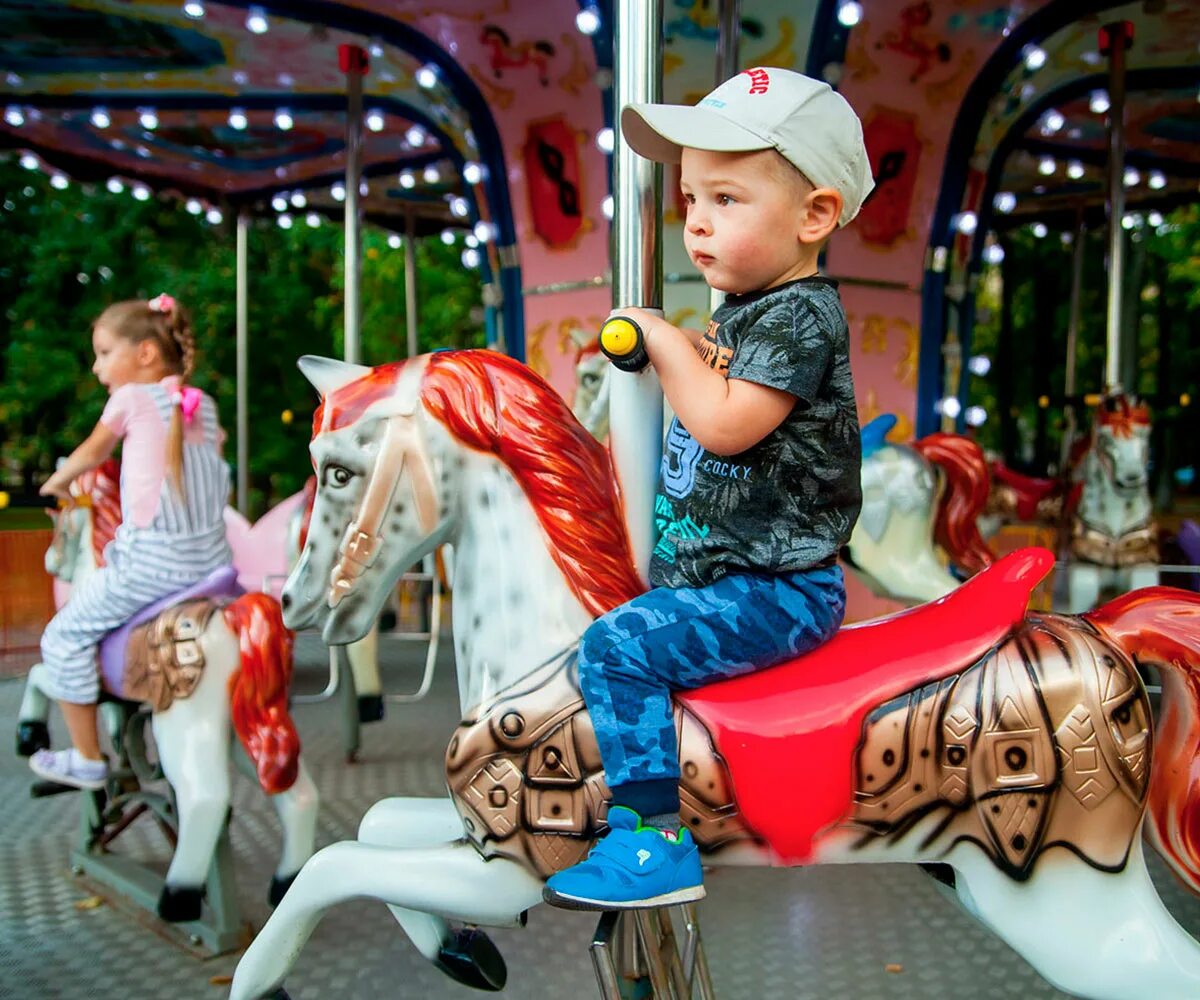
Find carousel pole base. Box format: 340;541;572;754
590;902;715;999
69;801;247;956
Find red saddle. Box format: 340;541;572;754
679;547;1054;864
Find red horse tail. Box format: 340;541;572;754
223;593;300;795
1087;588;1200;895
911;432;994;575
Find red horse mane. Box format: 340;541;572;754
71;458;122;566
912;433;994;575
421;351;645;617
1096;395;1151;439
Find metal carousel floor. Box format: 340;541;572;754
2;634;1198;1000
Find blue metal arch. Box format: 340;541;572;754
952;63;1200;430
916;0;1131;436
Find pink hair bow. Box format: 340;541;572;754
149;293;176;314
172;386;203;424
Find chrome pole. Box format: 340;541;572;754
235;212;249;514
404;213;419;358
342;45;367;364
610;0;664;582
1102;21;1132;392
710;0;741;318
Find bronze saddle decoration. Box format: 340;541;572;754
446;613;1149;881
121;599;218;712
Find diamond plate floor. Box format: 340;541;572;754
3;633;1199;1000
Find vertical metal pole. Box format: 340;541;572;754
714;0;741;84
1102;21;1132;392
710;0;741;317
404;213;419;358
341;45;367;365
610;0;664;583
1060;210;1086;473
235;212;249;515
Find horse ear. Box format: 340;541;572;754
297;356;372;399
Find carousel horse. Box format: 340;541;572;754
15;461;318;922
1065;395;1159;612
231;351;1200;1000
846;414;993;603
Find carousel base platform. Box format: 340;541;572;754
2;634;1198;999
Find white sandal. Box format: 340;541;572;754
29;748;108;790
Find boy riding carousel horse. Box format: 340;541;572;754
544;67;874;910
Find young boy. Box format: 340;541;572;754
543;68;873;911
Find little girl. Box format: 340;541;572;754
31;294;233;789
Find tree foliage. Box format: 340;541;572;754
968;207;1200;491
0;158;484;514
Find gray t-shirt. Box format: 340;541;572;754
650;276;862;589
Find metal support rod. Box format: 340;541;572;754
404;213;419;358
610;0;665;583
1060;210;1086;473
343;48;366;365
235;213;249;515
1102;21;1132;392
710;0;741;317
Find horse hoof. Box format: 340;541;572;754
357;694;385;723
158;884;204;922
268;872;298;907
434;927;507;992
16;721;50;758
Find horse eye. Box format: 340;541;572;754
582;373;599;388
326;465;354;488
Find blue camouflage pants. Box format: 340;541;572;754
577;563;845;817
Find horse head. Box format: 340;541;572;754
282;355;454;645
1093;394;1152;494
43;460;121;583
45;499;86;581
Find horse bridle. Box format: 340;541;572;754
326;360;440;609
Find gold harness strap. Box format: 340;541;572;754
327;359;440;609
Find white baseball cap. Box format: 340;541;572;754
621;67;874;226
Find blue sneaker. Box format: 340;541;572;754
543;806;705;910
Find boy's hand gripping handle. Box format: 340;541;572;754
599;316;650;373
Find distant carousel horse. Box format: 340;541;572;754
846;414;993;603
1066;395;1159;612
231;351;1200;1000
16;461;318;923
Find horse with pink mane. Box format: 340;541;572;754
234;350;1200;1000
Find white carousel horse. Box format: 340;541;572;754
231;352;1200;1000
16;462;318;922
1066;395;1159;612
847;414;993;604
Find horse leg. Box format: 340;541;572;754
229;839;542;1000
265;759;319;906
358;797;508;991
1067;563;1102;613
947;838;1200;1000
16;663;52;756
151;625;237;922
1128;564;1159;590
346;625;384;723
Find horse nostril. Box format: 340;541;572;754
281;593;292;611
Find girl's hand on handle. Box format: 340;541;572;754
39;472;72;501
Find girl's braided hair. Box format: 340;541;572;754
93;296;198;498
